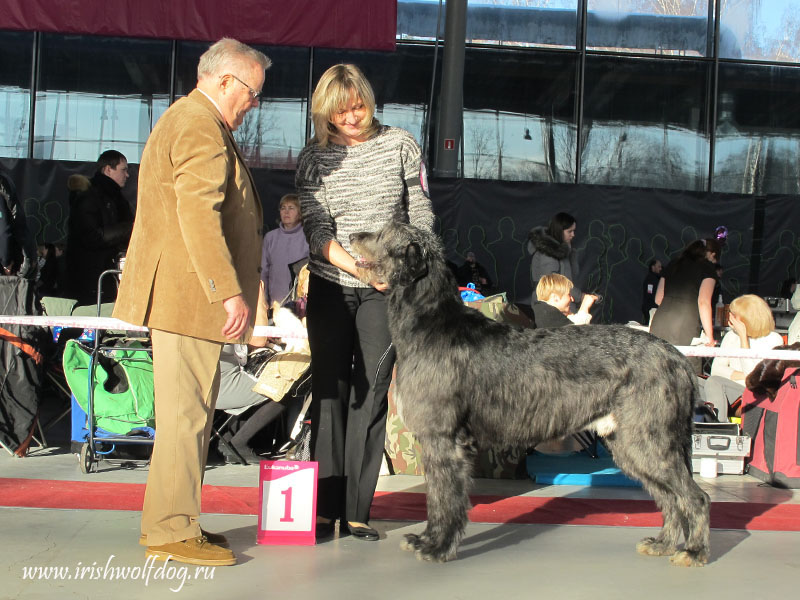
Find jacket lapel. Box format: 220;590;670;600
186;90;262;220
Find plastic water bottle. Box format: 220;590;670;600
715;294;725;327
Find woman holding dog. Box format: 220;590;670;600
295;64;434;541
649;238;721;351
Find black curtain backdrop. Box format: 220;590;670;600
3;157;797;324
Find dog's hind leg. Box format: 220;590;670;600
402;429;475;562
608;437;710;566
667;464;711;567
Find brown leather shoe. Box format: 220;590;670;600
139;529;229;547
145;536;236;566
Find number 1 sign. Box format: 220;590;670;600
257;460;318;545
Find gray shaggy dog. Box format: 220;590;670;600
350;221;710;566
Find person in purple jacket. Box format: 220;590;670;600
260;193;309;308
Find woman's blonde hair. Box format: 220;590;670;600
310;64;379;147
536;273;573;301
729;294;775;338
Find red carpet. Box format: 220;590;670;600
2;477;799;532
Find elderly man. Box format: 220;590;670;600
113;38;271;567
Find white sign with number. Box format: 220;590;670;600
257;460;318;545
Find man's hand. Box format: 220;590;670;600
221;294;251;340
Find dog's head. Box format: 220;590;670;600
350;221;443;289
745;342;800;399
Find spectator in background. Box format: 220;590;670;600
528;212;598;312
780;278;797;299
699;294;783;421
650;238;720;374
260;193;309;308
641;259;662;325
788;285;800;345
36;243;60;297
532;273;596;328
65;150;133;305
0;165;37;280
456;251;492;295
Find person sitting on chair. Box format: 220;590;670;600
699;294;783;422
215;265;310;464
532;273;595;328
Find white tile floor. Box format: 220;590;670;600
2;445;799;600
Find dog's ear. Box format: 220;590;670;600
401;242;428;283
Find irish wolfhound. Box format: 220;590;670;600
350;221;710;566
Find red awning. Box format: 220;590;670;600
0;0;397;51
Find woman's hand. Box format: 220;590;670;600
729;312;748;340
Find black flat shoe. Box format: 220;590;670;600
315;521;336;540
346;524;379;541
220;445;261;465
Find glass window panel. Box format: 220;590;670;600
581;55;710;191
462;47;578;182
720;0;800;63
397;0;579;49
175;42;309;170
586;0;711;56
33;34;171;162
0;31;33;158
314;45;435;151
713;62;800;195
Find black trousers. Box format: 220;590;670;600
306;274;395;524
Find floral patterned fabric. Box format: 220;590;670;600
384;373;528;479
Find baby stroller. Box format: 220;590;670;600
60;269;154;473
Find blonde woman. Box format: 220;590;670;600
295;64;434;541
701;294;783;421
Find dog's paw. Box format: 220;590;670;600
636;537;676;557
411;538;458;563
401;533;422;552
669;549;708;567
415;546;455;563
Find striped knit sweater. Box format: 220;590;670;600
295;125;434;287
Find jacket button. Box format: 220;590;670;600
257;266;262;273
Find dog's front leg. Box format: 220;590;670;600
402;431;475;562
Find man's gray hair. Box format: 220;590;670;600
197;38;272;81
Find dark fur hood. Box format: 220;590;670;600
527;226;571;259
745;342;800;399
67;174;91;193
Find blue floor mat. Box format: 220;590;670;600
526;447;641;487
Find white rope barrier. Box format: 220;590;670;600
675;346;800;361
0;315;307;339
3;316;798;355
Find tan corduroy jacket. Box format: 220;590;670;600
113;90;263;343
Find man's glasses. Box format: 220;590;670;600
226;74;260;100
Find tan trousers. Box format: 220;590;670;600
141;329;223;546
